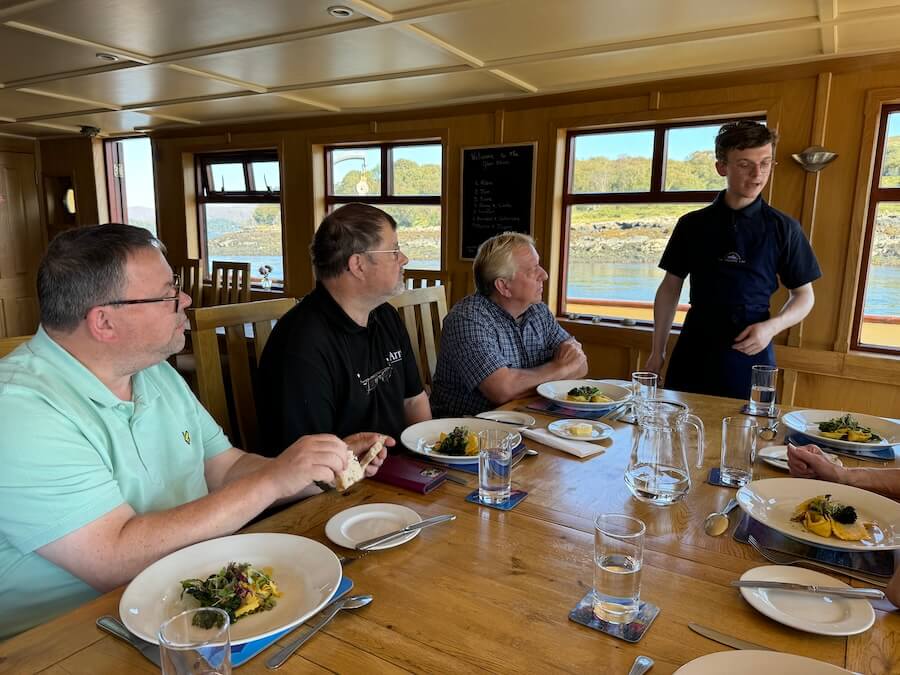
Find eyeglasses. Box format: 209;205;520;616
98;274;183;313
364;248;403;261
729;159;777;173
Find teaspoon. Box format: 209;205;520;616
704;498;739;537
628;654;654;675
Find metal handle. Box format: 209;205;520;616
96;616;138;645
724;498;739;514
266;602;343;669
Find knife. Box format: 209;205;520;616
355;513;456;550
96;615;162;667
688;622;774;651
731;580;885;599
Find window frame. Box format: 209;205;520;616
558;115;764;325
104;136;158;233
851;103;900;355
195;149;284;287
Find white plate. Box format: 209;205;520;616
325;503;421;551
739;565;875;636
736;478;900;551
119;533;341;646
536;379;632;411
675;651;851;674
475;410;536;429
782;409;899;450
758;444;843;472
401;418;522;464
547;418;613;441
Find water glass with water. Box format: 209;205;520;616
749;365;778;416
478;429;514;504
720;416;758;487
593;514;645;624
631;371;658;421
159;607;231;675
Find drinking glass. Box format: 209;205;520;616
159;608;231;675
593;514;645;624
478;429;514;504
720;416;758;487
749;365;778;416
631;371;658;421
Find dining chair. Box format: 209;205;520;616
0;335;31;358
187;298;297;452
175;258;204;309
388;285;448;391
403;269;452;303
210;260;251;306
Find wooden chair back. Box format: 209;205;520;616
0;335;30;358
388;285;448;390
210;261;251;305
187;298;297;452
176;259;204;309
404;269;452;302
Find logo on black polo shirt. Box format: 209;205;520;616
357;350;403;394
719;251;746;264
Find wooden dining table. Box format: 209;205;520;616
3;390;899;674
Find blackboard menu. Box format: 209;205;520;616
460;143;536;259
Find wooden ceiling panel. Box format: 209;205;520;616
0;122;68;138
0;89;94;120
48;110;168;135
500;29;824;92
416;0;818;62
176;26;462;88
141;95;321;124
291;70;522;111
838;16;900;52
0;25;109;83
26;65;246;108
8;0;357;57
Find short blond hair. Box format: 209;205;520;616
473;232;536;296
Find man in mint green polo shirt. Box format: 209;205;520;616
0;224;386;639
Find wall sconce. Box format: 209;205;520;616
791;145;838;172
62;188;76;215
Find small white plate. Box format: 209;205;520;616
738;565;875;636
675;651;851;674
758;444;843;472
547;419;613;441
475;410;536;429
325;504;421;551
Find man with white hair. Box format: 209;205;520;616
431;232;587;417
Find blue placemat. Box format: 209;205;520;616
230;576;353;667
465;489;528;510
524;399;625;421
786;433;896;462
430;444;527;474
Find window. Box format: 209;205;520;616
852;106;900;353
561;118;761;323
197;150;284;286
106;137;157;235
325;142;442;270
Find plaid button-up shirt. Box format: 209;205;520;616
430;293;571;417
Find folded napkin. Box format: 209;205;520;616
522;428;605;458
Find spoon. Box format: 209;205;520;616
704;498;739;537
266;594;373;669
628;654;654;675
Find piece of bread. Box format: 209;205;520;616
334;436;385;491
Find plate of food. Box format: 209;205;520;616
736;478;900;551
401;418;522;464
738;565;875;636
535;379;632;412
674;650;852;674
758;444;843;472
782;410;899;450
119;533;341;645
547;419;613;441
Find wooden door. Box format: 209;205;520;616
0;152;42;337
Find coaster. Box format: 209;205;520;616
230;576;353;667
568;591;660;643
706;466;746;488
740;403;780;418
465;489;528;510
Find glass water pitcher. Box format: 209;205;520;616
625;399;705;506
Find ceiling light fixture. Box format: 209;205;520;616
95;52;119;62
327;6;354;18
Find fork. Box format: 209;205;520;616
746;534;888;588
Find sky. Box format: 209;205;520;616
331;144;441;182
574;123;721;161
120;137;156;209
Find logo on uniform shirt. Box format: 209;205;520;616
182;430;191;445
357;350;403;394
719;251;747;264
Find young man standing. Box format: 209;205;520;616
645;120;821;399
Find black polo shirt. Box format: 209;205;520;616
255;283;423;456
